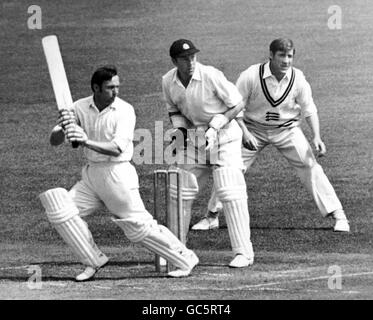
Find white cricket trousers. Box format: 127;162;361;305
209;125;343;216
70;162;149;220
66;161;192;270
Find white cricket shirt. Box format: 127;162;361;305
162;62;242;128
73;96;135;162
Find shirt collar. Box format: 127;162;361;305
263;61;292;80
191;62;202;81
172;62;202;84
89;95;117;110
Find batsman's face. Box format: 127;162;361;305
96;75;120;105
270;49;294;75
173;54;197;78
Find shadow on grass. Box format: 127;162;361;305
0;274;168;282
0;260;232;282
0;261;173;282
251;226;332;231
33;260;153;267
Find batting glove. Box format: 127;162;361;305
208;114;229;131
170;127;188;154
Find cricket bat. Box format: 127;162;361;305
42;35;78;148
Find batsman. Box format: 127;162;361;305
39;65;198;281
162;39;254;268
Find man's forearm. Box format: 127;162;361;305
305;112;321;139
223;100;245;122
82;140;122;157
209;100;245;130
236;117;248;134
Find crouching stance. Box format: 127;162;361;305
40;66;198;281
162;40;254;267
192;38;350;233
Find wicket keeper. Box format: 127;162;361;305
162;39;254;268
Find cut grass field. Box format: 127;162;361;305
0;0;373;300
2;243;373;300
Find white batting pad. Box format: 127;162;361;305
141;224;190;271
168;167;199;199
157;224;187;251
213;168;254;259
54;216;108;268
113;217;190;270
39;187;78;223
212;168;248;202
39;188;108;268
222;200;254;258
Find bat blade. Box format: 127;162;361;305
42;35;74;111
42;35;78;148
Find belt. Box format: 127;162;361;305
243;118;299;130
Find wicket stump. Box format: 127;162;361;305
153;169;185;272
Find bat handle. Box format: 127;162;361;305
72;141;79;148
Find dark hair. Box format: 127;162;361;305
91;65;118;92
269;38;295;55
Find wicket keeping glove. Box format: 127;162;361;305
170;127;188;156
205;127;218;151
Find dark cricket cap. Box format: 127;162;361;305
169;39;200;58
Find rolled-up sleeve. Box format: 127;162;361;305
210;69;242;108
112;107;135;153
236;68;254;104
162;77;192;129
296;74;318;117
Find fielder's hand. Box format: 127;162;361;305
58;109;76;129
205;127;218;151
64;123;88;145
242;131;258;151
313;136;326;157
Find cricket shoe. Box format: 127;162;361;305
75;257;109;282
330;209;350;232
229;254;254;268
191;216;219;230
168;250;199;278
333;219;350;232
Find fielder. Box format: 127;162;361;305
162;39;254;268
39;65;198;281
192;38;350;233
